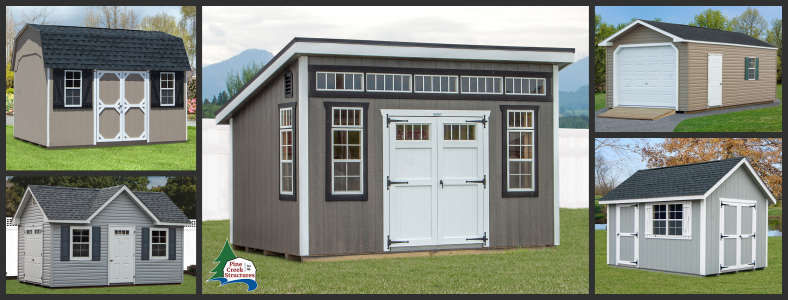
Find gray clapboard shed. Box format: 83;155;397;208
599;157;776;276
10;24;191;148
213;37;574;258
12;185;191;287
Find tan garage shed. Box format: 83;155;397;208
10;24;191;148
599;20;778;112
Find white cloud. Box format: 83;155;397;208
203;6;589;65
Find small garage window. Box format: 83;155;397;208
414;75;457;93
500;105;539;198
317;72;364;91
367;73;411;92
325;102;369;201
745;57;759;80
461;76;502;94
160;72;176;106
504;77;546;95
645;201;691;239
65;70;82;107
70;227;91;260
150;229;168;258
280;107;294;195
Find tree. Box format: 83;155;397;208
212;95;218;104
204;99;210;105
217;90;229;106
210;240;237;279
138;12;181;34
766;18;782;84
730;7;768;40
226;61;263;98
158;176;196;219
594;15;628;92
640;138;782;199
179;6;196;68
83;6;139;29
595;153;621;196
7;7;60;67
688;8;731;31
6;187;21;217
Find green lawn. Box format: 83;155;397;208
769;206;782;218
5;275;196;294
594;196;605;221
594;93;606;111
674;85;782;132
595;230;782;293
6;126;196;170
203;208;589;294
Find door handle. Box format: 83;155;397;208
440;180;443;189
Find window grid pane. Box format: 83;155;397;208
280;107;294;194
161;73;175;105
461;76;503;94
332;107;364;194
317;72;363;91
504;77;546;95
414;75;457;93
506;110;535;191
65;71;82;106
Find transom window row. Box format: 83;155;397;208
443;124;476;140
315;71;546;95
396;124;430;140
505;78;546;95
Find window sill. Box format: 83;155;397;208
502;190;539;198
645;235;691;240
279;193;296;201
69;257;92;261
326;194;367;201
149;256;168;260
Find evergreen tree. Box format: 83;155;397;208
210;240;237;279
159;176;196;219
212;95;218;104
204;98;210;105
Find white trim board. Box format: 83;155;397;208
599;195;703;204
46;68;50;147
297;56;310;256
553;64;560;245
613;43;679;110
216;41;574;124
229;118;234;245
598;20;778;50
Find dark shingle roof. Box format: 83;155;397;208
599;157;744;201
27;185;190;224
638;20;776;48
25;24;191;71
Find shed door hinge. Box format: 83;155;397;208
465;175;486;188
465;115;488;128
386;114;408;128
387;235;409;249
466;232;488;243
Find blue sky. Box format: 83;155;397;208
597;6;782;26
595;138;663;183
7;6;181;28
6;176;168;190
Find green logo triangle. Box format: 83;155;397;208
209;240;238;280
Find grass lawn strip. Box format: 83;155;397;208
594;93;606;111
6;126;196;170
673;85;782;132
202;208;589;294
5;275;196;294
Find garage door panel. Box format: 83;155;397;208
618;45;677;108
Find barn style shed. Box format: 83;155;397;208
598;20;778;112
13;185;191;287
599;157;776;276
214;37;574;259
11;24;191;148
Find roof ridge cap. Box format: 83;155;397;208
638;157;743;171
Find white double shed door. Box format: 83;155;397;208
94;71;149;143
383;110;490;250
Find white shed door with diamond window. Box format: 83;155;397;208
617;45;677;109
95;71;148;143
23;225;43;284
384;110;490;250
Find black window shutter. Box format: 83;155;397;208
92;226;101;261
81;70;93;109
285;70;293;98
141;227;150;260
60;226;70;261
168;228;176;260
150;71;161;108
175;71;185;107
53;69;65;109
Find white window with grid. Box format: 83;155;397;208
461;76;503;94
645;201;691;239
150;229;168;258
70;227;91;260
506;110;535;191
65;70;81;107
331;107;363;194
161;72;175;106
505;77;546;95
414;75;458;93
280;107;294;194
317;72;364;91
366;73;411;92
748;57;757;80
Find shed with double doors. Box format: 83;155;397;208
598;20;778;112
214;37;574;258
12;185;191;287
10;24;191;148
599;157;776;276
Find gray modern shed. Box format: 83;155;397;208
599;157;777;276
214;37;574;259
12;185;191;287
11;24;191;148
598;20;778;112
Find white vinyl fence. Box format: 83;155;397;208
558;128;589;208
6;218;196;276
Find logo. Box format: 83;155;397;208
207;241;258;291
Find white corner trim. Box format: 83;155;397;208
699;196;706;275
606;204;611;265
298;56;310;256
613;43;678;110
229;118;234;245
703;159;777;204
553;64;560;246
599;195;704;204
46;68;50;147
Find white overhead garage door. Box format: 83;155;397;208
617;45;677;109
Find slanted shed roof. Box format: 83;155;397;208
20;185;190;224
599;19;777;49
15;24;191;71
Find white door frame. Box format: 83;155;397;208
23;224;43;284
107;225;136;284
707;53;723;107
615;203;639;267
94;70;149;143
719;198;756;272
613;43;679;110
381;109;490;251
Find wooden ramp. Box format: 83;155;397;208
598;107;675;120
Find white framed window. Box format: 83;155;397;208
504;77;546;95
396;124;430;141
366;73;411;92
443;124;476;141
414;75;458;93
506;110;535;191
65;70;82;107
70;226;91;260
331;107;363;194
316;72;364;91
461;76;503;94
645;201;691;239
160;72;175;106
280;107;294;194
150;229;168;259
748;57;756;80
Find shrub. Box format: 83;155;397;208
185;264;197;276
6;93;14;115
6;88;13;94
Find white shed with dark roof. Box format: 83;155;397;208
598;20;778;112
10;24;191;148
599;158;777;276
12;185;190;288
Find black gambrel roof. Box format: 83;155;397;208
599;157;745;202
638;20;776;48
26;185;190;224
19;24;191;71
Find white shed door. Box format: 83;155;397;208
707;54;723;106
96;71;148;143
109;227;135;284
386;114;489;249
617;45;677;109
720;200;757;272
616;204;638;267
23;225;43;284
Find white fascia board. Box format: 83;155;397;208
85;186;163;224
155;222;190;226
216;42;574;124
297;56;310;256
702;159;777;204
684;40;778;50
12;188;50;225
598;195;704;204
47;220;90;224
598;20;778;50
